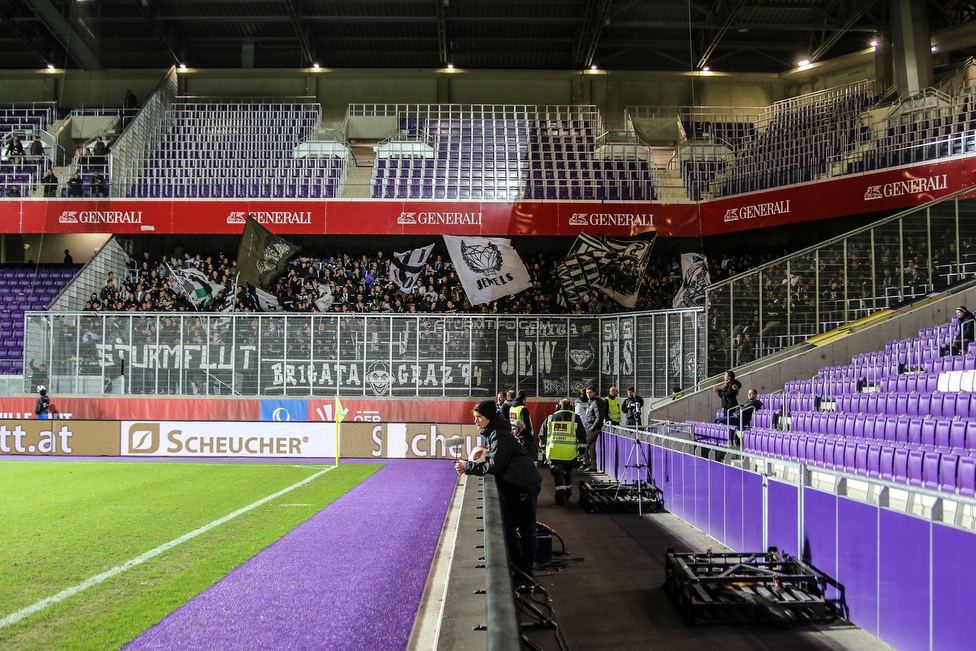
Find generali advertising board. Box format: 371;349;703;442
4;157;973;238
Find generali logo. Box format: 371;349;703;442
59;210;143;224
722;200;790;222
128;423;160;454
864;174;948;201
227;211;312;225
397;211;482;225
568;213;653;226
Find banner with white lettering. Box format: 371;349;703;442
391;244;434;293
673;252;711;308
591;232;657;308
236;216;301;289
442;235;531;306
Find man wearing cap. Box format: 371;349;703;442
35;386;51;419
540;398;587;504
456;400;542;580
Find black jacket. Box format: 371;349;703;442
718;380;740;412
463;415;541;492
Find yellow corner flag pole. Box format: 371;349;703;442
334;396;346;465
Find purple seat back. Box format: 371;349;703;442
866;394;879;413
853;413;866;438
950;420;968;451
814;438;826;465
880;446;896;481
958;457;976;497
939;454;959;492
895;393;908;414
908;419;923;446
824;440;838;469
883;416;899;442
893;448;910;483
854;443;869;476
935;420;951;450
825;413;838;435
843;442;857;472
866;445;882;478
907;393;919;417
957;393;972;419
920;419;936;448
804;437;817;462
922;452;942;490
907;450;925;487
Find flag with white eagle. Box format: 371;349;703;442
442;235;531;305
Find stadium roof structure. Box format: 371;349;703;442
0;0;973;74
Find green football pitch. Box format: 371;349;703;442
0;460;380;651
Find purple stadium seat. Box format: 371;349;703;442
854;443;869;476
824;440;838;469
922;452;942;490
907;393;920;417
788;436;800;461
880;446;896;481
894;393;908;414
804;437;817;462
907;450;925;487
866;445;882;478
894;448;910;483
958;457;976;497
814;438;826;465
935;420;951;451
908;419;924;447
836;441;853;471
950;420;968;451
866;394;879;413
929;393;945;418
824;413;838;435
895;417;910;444
853;413;867;438
920;419;936;448
957;393;972;419
939;454;959;492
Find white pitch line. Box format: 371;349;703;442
0;465;337;630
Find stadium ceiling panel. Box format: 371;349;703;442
0;0;971;73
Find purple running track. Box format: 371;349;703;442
122;459;458;651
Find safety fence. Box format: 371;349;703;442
23;309;703;398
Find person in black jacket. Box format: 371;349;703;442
35;385;51;419
456;399;542;578
949;306;976;356
67;172;84;197
713;370;740;421
41;169;58;197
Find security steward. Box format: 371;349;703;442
605;386;622;426
540;398;587;505
508;390;537;459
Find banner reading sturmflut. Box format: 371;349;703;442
442;235;531;305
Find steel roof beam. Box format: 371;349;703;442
282;0;318;66
22;0;102;70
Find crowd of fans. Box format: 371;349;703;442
81;240;804;316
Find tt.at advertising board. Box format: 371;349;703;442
121;421;336;458
0;420;120;456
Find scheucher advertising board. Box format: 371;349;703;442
121;421;337;458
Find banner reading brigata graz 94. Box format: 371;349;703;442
51;313;608;398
